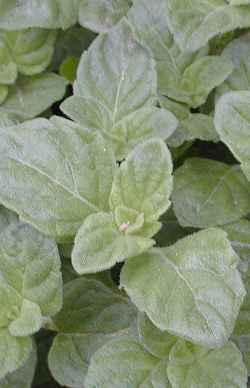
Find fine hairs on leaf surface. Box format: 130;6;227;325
0;1;250;387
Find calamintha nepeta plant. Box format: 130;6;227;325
0;1;249;387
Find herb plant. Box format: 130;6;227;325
0;1;250;387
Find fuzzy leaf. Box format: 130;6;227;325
173;158;250;228
166;0;250;52
85;336;171;388
167;339;247;388
215;91;250;181
79;0;131;32
121;228;245;348
222;219;250;266
0;330;32;380
0;118;115;242
0;73;67;121
128;0;233;108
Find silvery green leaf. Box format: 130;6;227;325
0;330;32;380
0;221;62;334
166;0;250;52
222;219;250;266
72;212;154;274
0;345;37;388
0;113;19;127
0;0;79;30
121;228;245;348
79;0;131;32
85;336;171;388
160;97;219;147
3;29;56;76
138;313;177;359
110;138;173;230
62;96;178;159
53;277;136;334
0;117;115;242
173;158;250;228
167;339;247;388
0;73;67;121
216;33;250;99
128;0;233;108
48;333;110;388
214;91;250;181
0;206;18;235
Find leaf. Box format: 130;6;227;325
59;57;79;83
0;346;37;388
0;221;62;334
72;212;154;274
62;97;178;159
167;339;247;388
0;330;32;380
79;0;131;32
214;91;250;181
0;206;18;235
0;0;79;30
165;0;250;52
121;228;245;348
48;333;113;388
222;219;250;266
0;117;115;242
3;29;57;76
128;0;233;108
172;158;250;228
216;33;250;99
160;97;219;147
85;336;171;388
110;138;173;229
0;113;19;127
0;73;68;121
138;313;177;359
63;19;157;155
53;277;136;334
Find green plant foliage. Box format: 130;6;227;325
0;1;249;387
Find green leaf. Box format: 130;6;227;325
216;33;250;99
72;212;154;274
0;113;18;127
3;29;57;76
0;206;18;235
53;277;136;334
128;0;233;108
214;91;250;181
160;97;219;147
166;0;250;52
222;219;250;266
0;221;62;333
48;333;110;388
121;228;245;348
110;138;173;230
138;313;177;359
62;97;178;159
59;56;79;83
173;158;250;228
79;0;131;32
0;0;79;30
167;339;247;388
85;336;171;388
0;330;32;380
0;117;115;242
0;73;68;121
0;345;37;388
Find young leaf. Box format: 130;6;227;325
72;212;154;274
0;118;115;242
85;336;171;388
173;158;250;228
214;91;250;181
167;339;247;388
53;277;136;334
165;0;250;52
0;330;32;380
0;73;68;121
121;228;245;348
0;221;62;334
128;0;233;108
79;0;131;32
0;345;37;388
